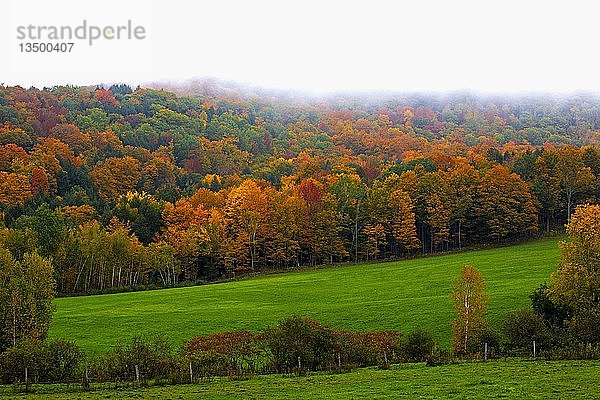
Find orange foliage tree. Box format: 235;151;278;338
90;157;141;200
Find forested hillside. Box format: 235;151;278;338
0;81;599;295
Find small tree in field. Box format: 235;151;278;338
451;265;488;356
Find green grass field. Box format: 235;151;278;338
49;237;562;354
4;359;598;399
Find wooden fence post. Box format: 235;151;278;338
82;366;90;390
135;364;140;386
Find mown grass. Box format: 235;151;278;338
49;237;562;354
3;359;597;399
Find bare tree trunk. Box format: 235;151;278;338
251;231;256;270
74;254;89;291
567;189;573;223
99;260;104;290
354;200;360;262
12;297;17;346
430;226;434;253
463;290;470;353
85;253;94;292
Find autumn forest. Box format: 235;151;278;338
0;82;599;296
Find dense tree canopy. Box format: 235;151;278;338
0;82;599;294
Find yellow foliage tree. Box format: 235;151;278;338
450;265;488;355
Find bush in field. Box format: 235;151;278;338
265;316;336;373
91;334;175;384
530;283;570;330
471;325;500;358
182;331;266;377
39;340;85;383
540;342;600;360
568;308;600;345
330;330;369;368
0;339;85;385
0;339;43;385
503;309;550;354
425;346;454;366
403;328;435;362
358;331;402;368
333;330;401;368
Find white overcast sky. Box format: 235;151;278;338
3;0;600;94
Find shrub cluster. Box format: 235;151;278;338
495;283;600;359
3;299;600;392
182;331;268;378
266;316;410;373
90;335;176;385
0;339;84;386
0;317;446;389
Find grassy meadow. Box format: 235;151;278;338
48;237;562;354
4;359;597;399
